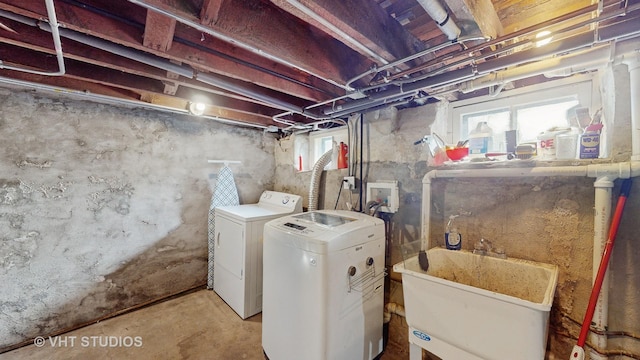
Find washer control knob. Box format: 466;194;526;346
348;266;357;277
366;257;374;266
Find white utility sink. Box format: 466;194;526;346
393;247;559;360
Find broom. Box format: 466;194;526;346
570;178;632;359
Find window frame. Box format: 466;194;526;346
307;127;349;170
448;74;598;146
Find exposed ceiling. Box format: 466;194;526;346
0;0;639;131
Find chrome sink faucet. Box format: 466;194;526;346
473;238;506;259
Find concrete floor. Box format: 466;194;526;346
0;289;411;360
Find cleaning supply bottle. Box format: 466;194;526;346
468;122;493;158
445;215;461;250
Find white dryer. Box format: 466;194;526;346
262;210;385;360
213;190;302;319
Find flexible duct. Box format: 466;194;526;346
308;148;334;211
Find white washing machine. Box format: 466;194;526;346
213;190;302;319
262;210;385;360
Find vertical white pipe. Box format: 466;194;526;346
421;174;434;251
627;58;640;161
414;0;460;40
589;177;614;359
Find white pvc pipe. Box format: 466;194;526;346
0;0;65;76
420;161;640;360
589;177;614;360
459;38;640;94
422;165;591;249
415;0;460;40
626;58;640;161
383;302;406;323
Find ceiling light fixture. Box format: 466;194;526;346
188;101;206;116
535;31;553;47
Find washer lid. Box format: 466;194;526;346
216;203;298;222
291;212;357;228
264;210;384;253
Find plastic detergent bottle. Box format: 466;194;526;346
445;215;461;250
468;122;493;158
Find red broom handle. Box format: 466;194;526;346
577;179;632;346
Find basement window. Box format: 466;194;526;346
308;127;348;171
449;75;597;153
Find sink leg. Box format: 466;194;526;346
410;342;422;360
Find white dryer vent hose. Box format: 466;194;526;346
308;148;334;211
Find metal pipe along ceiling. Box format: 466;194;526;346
314;16;640;118
31;22;326;120
126;0;349;92
0;0;65;76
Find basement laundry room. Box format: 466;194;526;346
1;1;640;360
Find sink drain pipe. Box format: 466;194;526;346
571;179;633;360
420;163;639;356
383;302;406;323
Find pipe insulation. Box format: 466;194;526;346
308;148;334;211
588;177;615;359
415;0;460;40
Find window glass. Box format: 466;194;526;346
450;76;594;153
307;127;348;170
516;99;579;142
462;109;510;152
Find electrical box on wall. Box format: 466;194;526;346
366;181;399;213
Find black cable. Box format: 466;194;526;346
334;180;344;210
359;113;363;212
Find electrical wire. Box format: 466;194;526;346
562;313;640;341
334;180;344;210
359;113;363;212
554;328;640;359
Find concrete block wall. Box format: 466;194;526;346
0;89;275;350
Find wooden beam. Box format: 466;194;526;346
0;22;312;112
492;0;591;34
143;9;176;52
269;0;426;64
0;0;341;102
162;80;178;95
129;0;370;84
442;0;504;39
0;44;283;126
200;0;224;26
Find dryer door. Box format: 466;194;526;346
215;214;245;279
